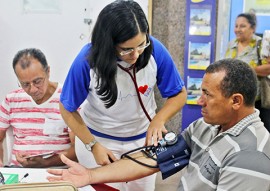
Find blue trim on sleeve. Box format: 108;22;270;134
156;134;190;179
60;44;91;112
150;36;185;98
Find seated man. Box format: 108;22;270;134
0;48;77;168
47;58;270;190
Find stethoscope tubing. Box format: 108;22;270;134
117;64;152;122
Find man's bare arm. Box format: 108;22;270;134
47;151;159;188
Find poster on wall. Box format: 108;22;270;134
188;41;211;70
182;0;216;129
189;4;212;36
244;0;270;15
191;0;206;3
187;77;202;105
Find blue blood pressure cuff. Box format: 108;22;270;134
156;134;191;179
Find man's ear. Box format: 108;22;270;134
231;93;243;109
46;66;51;77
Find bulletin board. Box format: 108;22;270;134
181;0;217;130
243;0;270;15
229;0;270;41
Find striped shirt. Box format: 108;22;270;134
0;84;71;166
179;109;270;191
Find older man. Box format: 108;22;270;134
0;48;77;168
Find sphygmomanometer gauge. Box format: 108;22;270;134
164;132;178;145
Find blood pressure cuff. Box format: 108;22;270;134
156;134;191;179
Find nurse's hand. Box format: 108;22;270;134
92;143;117;166
145;119;168;147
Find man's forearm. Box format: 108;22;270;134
90;151;159;184
43;146;77;167
0;148;4;166
63;145;78;162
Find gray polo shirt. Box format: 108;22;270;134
179;109;270;191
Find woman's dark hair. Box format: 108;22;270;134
205;58;257;106
89;0;152;108
12;48;48;72
237;12;257;30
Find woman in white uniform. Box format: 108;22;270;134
59;1;187;190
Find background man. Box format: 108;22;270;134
0;48;77;167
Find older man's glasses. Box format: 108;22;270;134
118;35;151;56
18;77;46;90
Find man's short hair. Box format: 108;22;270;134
205;58;257;106
12;48;48;71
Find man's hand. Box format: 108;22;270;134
47;154;91;188
16;152;46;168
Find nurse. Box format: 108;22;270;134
59;1;187;190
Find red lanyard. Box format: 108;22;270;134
117;64;152;122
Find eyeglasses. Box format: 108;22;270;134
118;34;151;56
18;77;46;90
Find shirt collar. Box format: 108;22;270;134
233;34;258;49
225;109;260;136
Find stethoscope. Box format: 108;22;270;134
117;64;178;167
117;63;179;145
117;64;152;122
120;131;178;168
117;63;178;145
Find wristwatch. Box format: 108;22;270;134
85;140;97;151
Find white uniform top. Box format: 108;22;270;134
61;36;185;139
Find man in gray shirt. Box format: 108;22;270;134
47;58;270;191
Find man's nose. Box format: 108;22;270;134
28;83;38;92
197;95;204;106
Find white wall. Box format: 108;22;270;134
215;0;231;61
0;0;149;101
